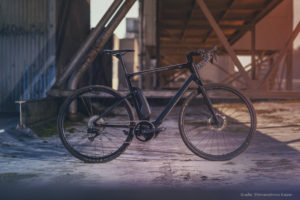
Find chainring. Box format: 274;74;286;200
134;121;155;142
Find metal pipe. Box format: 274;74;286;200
56;0;123;87
15;101;26;129
138;0;144;89
196;0;252;88
68;0;136;114
69;0;136;91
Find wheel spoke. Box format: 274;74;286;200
80;96;91;116
180;85;256;160
58;86;133;163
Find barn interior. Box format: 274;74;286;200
1;0;299;116
1;1;300;196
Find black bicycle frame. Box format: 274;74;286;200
98;54;219;129
153;74;194;126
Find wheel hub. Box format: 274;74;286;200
208;114;227;131
87;116;104;141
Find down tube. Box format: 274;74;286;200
154;74;195;126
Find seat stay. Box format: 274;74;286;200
93;93;132;126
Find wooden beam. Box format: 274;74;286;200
222;54;274;85
202;0;235;43
252;0;282;24
285;48;293;90
258;21;300;89
196;0;252;88
180;0;197;39
163;8;260;14
156;0;161;67
49;89;300;100
161;24;253;31
161;31;194;49
229;0;283;45
161;15;252;21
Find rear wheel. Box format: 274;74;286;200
57;85;135;163
179;84;256;161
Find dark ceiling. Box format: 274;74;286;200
158;0;283;65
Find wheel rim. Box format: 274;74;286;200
181;86;255;158
60;88;133;160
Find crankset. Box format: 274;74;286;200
208;113;227;131
133;121;166;142
134;121;155;142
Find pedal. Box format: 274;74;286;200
123;130;129;136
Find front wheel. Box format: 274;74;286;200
179;84;256;161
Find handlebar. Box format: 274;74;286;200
186;46;218;69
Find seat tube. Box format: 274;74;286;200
117;54;133;90
117;54;128;74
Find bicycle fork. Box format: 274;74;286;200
197;85;220;125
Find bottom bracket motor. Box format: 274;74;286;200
134;121;155;142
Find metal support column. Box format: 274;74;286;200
286;47;293;90
138;0;144;89
251;24;256;80
258;21;300;89
56;0;124;87
68;0;136;92
196;0;253;88
155;0;161;88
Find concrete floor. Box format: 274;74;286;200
0;101;300;199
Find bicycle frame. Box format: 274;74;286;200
96;54;219;129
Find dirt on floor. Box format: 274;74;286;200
0;101;300;199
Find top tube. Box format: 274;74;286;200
128;63;189;77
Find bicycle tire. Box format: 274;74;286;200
179;84;256;161
57;85;135;163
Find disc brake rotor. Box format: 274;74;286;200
208;114;227;131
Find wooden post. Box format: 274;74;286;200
155;0;161;88
196;0;252;88
251;24;256;80
285;47;293;90
138;0;144;89
258;21;300;89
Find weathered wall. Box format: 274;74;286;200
0;0;56;112
0;0;91;113
22;97;59;125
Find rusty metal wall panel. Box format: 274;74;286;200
0;0;56;112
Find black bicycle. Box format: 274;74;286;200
57;47;257;163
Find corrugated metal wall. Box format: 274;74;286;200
0;0;56;112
